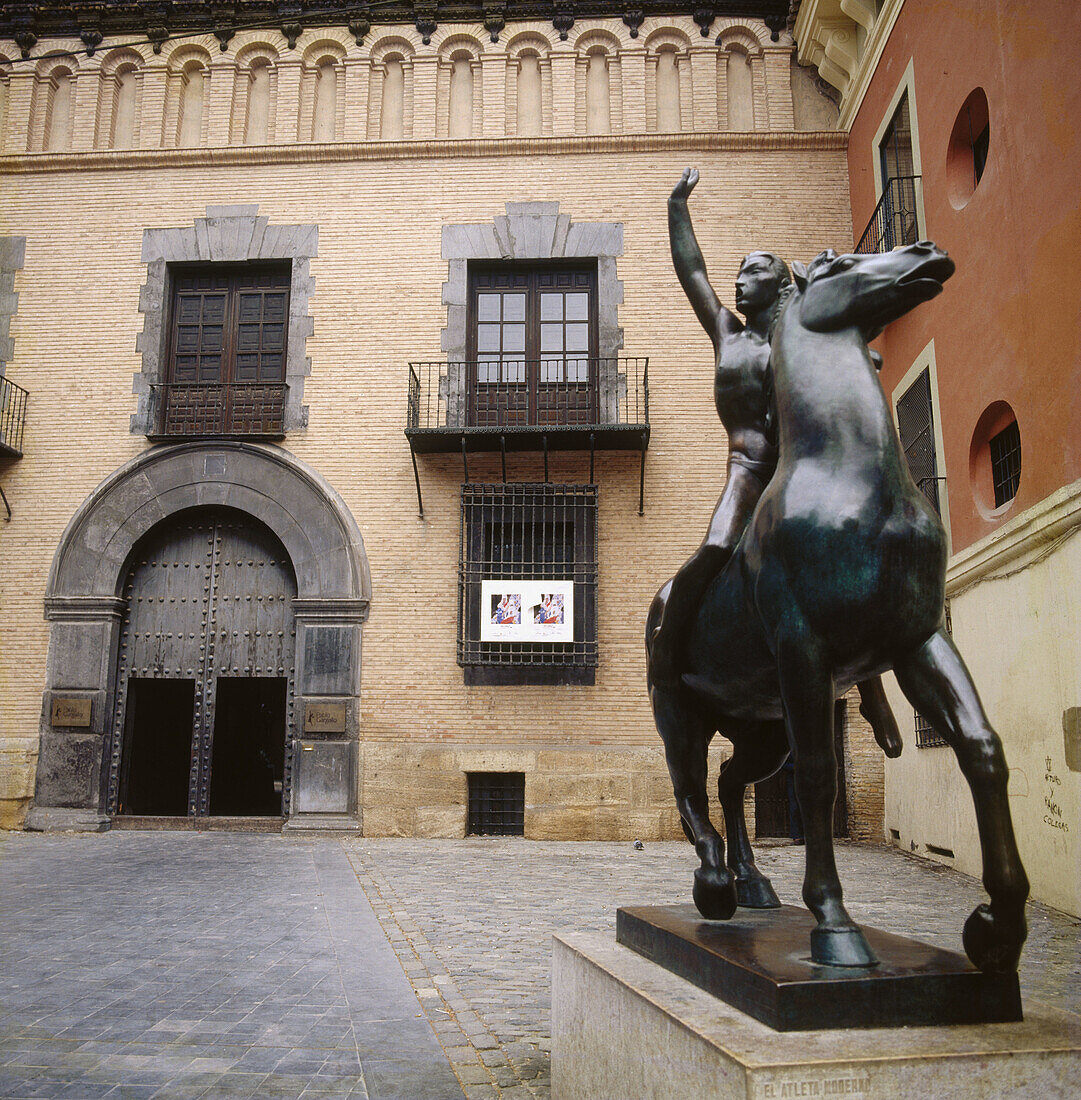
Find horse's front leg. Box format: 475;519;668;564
717;721;788;908
894;629;1028;973
650;683;736;920
777;631;878;967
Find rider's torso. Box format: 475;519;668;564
714;329;776;466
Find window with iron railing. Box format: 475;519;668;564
151;263;290;439
0;376;28;457
857;92;921;254
459;483;598;685
896;367;942;514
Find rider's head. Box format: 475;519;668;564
735;251;791;315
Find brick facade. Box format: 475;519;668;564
0;15;884;841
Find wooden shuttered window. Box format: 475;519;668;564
157;264;291;438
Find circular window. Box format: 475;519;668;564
969;401;1021;517
947;89;990;209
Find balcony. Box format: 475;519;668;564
149;382;287;441
405;357;650;515
855;175;921;254
0;376;28;458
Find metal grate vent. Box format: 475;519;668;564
467;772;525;836
989;420;1021;507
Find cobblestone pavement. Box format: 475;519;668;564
1;834;1078;1100
0;832;463;1100
343;838;1081;1100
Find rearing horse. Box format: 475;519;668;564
647;241;1029;972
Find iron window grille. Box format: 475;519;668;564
915;711;947;749
459;483;598;685
896;367;942;514
467;772;526;836
988;420;1021;507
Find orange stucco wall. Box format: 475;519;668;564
848;0;1081;553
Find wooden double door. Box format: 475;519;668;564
108;507;297;818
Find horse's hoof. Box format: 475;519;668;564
809;926;878;968
735;874;781;909
693;866;737;920
962;903;1026;974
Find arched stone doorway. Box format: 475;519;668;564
27;442;370;832
111;507;298;820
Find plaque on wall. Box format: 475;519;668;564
303;701;347;734
51;697;92;728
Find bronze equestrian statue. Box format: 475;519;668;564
647;178;1029;973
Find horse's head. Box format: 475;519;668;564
790;241;955;340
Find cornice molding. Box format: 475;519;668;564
792;0;904;132
0;128;847;174
946;479;1081;598
0;2;790;56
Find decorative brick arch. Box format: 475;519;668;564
29;441;370;832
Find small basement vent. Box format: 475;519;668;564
467;772;525;836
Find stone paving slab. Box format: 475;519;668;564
343;838;1081;1099
0;833;464;1100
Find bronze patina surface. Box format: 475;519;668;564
616;903;1023;1032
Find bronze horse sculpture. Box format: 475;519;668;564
647;241;1029;972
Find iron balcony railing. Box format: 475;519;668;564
150;381;287;439
0;376;28;457
407;357;649;436
855;175;922;254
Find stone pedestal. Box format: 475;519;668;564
552;931;1080;1100
616;903;1021;1031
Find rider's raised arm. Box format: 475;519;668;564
669;168;738;346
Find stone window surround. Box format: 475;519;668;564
132;204;316;436
440;201;624;424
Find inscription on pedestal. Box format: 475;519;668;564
51;697;92;727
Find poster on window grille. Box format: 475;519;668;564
481;580;574;642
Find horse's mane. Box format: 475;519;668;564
767;281;798;343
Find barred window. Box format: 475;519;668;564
896;367;941;513
459;483;598;685
988;419;1021;507
467;772;525;836
914;711;947;749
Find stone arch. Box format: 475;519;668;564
30;55;78;152
301;41;346;141
369;37;415;140
575;33;620;136
714;19;772;50
716;26;768;130
95;48;144;149
646;34;687;133
232;44;279;144
506;33;551;137
167;49;211;147
438;35;483;139
506;30;555;57
30;441;370;832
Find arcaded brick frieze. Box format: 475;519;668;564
0;16;835;156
